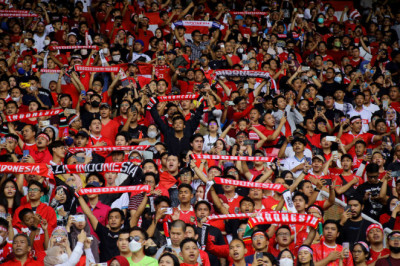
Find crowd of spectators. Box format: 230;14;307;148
0;0;400;265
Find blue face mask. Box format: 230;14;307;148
17;67;26;75
334;76;342;83
317;17;324;24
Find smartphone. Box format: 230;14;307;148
162;207;173;215
0;138;5;144
23;150;30;157
301;66;310;71
128;36;134;46
383;100;389;110
65;108;77;114
243;140;254;145
256;252;263;260
316;106;322;112
220;150;227;155
87;236;93;241
343;242;350;258
73;215;85;222
367;148;373;157
227;101;235;106
391;171;400;177
322;179;332;186
306;157;312;164
41;120;50;127
344;205;351;212
326;136;336;142
81;90;86;96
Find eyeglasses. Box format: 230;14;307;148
389;236;400;241
130;156;141;160
129;236;141;242
252;235;266;240
28;188;40;192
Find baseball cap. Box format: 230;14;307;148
100;103;111;109
293;128;305;136
312;155;325;163
235;15;244;20
135;40;144;46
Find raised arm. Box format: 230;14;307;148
77;196;99;230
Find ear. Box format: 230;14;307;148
179;251;183;257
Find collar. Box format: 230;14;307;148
177;204;193;212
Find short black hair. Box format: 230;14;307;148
154;196;171;207
180;237;198;250
323;219;339;230
194;200;211;212
130;226;148;239
178;183;193;193
19;208;34;222
292;191;309;204
144;172;160;185
48;140;65;156
28;180;44;192
108;208;125;221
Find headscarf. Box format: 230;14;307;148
43;245;63;266
108;256;130;266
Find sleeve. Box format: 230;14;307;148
205;237;229;259
58;242;84;266
84;247;96;265
188;101;205;134
232;104;254;121
150;104;170;135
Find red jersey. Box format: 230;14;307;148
0;242;12;264
226;194;243;214
368;248;390;265
175;205;196;225
312;241;354;266
31;148;52;164
262;196;280;211
100;119;120;145
88;135;113;157
341;132;374;157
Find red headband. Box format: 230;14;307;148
366;224;383;235
37;133;49;142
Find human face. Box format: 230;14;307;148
292;141;305;153
179;171;192;184
89;120;102;134
293;196;307;212
191;137;204;152
167;155;179;173
298;249;312;264
240;200;254;213
4;181;16;198
276;228;291;246
13;235;30;258
300;182;313;197
117;232;130;254
28;185;43;201
352;244;367;263
181;241;199;264
173;118;185;132
351;120;362;133
159;255;175;266
195;203;210;219
312;159;323;173
195;186;204;200
367;227;383;244
252;232;268;251
229;239;246;261
323;223;339;242
170;227;185;246
249;188;263;200
178;187;191;204
22;126;35;142
105;172;118;186
388;233;400;249
348;200;362;219
367;171;380;184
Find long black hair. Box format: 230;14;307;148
0;177;22;214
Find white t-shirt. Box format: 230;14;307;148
348;108;372;133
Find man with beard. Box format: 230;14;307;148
375;231;400;265
366;224;390;264
339;197;372;246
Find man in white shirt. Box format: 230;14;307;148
282;137;310;178
348;92;372;133
127;40;151;63
363;89;380;114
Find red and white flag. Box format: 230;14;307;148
68;145;150;153
157;95;198;102
214;177;286;193
75;65;120;73
79;185;150;195
191;154;275;162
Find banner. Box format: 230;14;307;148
75;65;120;73
191;154;275;162
49;45;99;51
214;70;271;79
51;162;140;176
230;11;269;16
0;12;38;17
6;109;62;122
248;212;320;228
68;145;150;153
0;163;53;180
171;20;225;34
78;185;150;195
157;95;198;102
213;177;286;193
33;68;61;73
207;212;320;228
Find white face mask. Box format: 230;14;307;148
81;49;88;56
112;55;121;62
147;131;157;139
44;39;50;46
102;48;109;54
237;48;244;53
279;258;294;266
129;238;142;253
12;97;20;102
59;253;69;263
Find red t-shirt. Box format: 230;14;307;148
368;248;390;265
341;132;374;157
175;206;197;225
100;119;120;145
312;242;354;266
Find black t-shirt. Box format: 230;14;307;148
355;182;391;220
95;223;120;262
338;219;372;248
